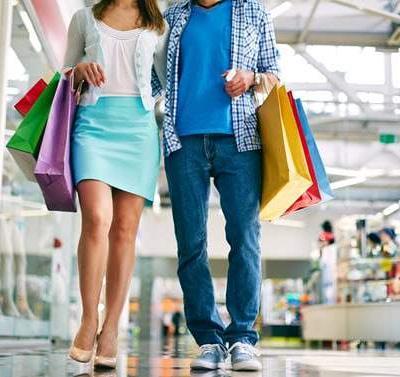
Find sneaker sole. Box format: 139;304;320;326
232;360;262;371
190;361;226;370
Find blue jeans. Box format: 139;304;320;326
165;135;262;347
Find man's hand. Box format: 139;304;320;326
224;69;254;98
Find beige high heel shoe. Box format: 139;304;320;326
69;343;95;363
94;332;117;369
69;325;98;363
94;355;117;369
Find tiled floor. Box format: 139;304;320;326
1;337;400;377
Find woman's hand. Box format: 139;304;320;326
74;62;106;87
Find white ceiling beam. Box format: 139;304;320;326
330;0;400;23
298;0;322;43
276;29;390;47
294;46;372;114
287;82;395;93
310;114;400;124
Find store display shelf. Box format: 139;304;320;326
338;257;400;265
302;302;400;342
265;320;298;326
338;279;393;284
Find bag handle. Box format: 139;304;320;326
64;68;85;104
254;73;280;108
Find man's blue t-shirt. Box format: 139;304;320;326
175;0;233;136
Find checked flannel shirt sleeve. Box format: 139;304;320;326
257;10;280;78
151;66;163;100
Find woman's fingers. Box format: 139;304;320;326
84;64;97;86
96;64;106;84
83;71;95;86
78;62;106;87
89;63;103;86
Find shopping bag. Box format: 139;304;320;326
294;98;334;202
6;72;61;182
257;85;312;221
34;72;80;212
14;79;48;117
284;91;322;214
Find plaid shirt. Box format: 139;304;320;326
154;0;280;156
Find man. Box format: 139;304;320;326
159;0;279;371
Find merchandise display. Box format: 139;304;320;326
262;279;303;326
336;216;400;304
0;187;51;321
0;216;20;317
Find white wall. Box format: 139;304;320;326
318;140;400;170
56;0;85;27
138;204;380;260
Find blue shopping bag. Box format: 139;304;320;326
295;98;334;201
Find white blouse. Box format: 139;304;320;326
98;21;142;97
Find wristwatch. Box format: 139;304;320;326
253;72;263;87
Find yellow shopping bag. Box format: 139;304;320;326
257;85;312;221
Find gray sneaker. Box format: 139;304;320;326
229;342;262;371
191;371;228;377
190;344;227;370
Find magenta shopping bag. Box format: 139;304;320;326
34;72;80;212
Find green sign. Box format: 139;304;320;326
379;134;398;144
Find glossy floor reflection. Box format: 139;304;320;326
1;337;400;376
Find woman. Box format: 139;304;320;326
63;0;167;369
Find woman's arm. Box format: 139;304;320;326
63;10;105;88
63;11;85;71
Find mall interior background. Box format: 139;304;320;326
0;0;400;364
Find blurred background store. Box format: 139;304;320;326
0;0;400;376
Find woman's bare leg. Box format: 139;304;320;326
74;180;113;351
97;189;144;357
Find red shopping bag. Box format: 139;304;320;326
14;79;48;117
284;91;321;214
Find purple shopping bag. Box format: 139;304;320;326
34;72;81;212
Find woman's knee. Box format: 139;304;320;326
82;209;112;239
109;216;138;244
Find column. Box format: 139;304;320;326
0;1;13;195
137;257;154;340
384;52;394;113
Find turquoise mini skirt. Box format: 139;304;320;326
71;96;160;202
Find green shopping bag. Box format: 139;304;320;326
7;72;60;182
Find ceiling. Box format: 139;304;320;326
268;0;400;48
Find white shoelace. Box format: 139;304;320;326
228;342;261;357
199;344;224;356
